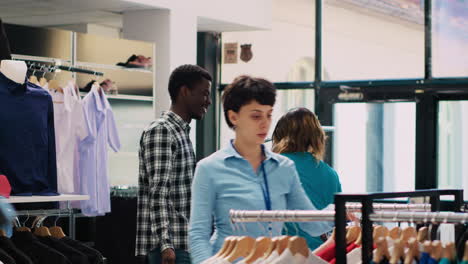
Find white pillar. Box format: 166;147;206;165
122;8;197;119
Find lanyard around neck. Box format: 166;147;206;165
231;141;272;210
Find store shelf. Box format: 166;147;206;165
11;54;71;65
2;194;89;204
80;92;153;102
75;61;153;74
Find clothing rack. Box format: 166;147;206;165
334;189;464;264
229;209;468;223
229;203;433;222
11;54;104;76
1;194;89;240
229;189;465;263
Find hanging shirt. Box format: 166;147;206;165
79;84;120;216
0;236;33;264
51;82;88;195
189;141;334;264
60;236;105;264
263;251;280;264
314;242;336;262
37;236;89;264
270;249;301;264
0;248;14;264
282;153;342;251
295;250;328;264
11;231;71;264
0;72;58;195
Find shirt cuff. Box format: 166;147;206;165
160;242;175;253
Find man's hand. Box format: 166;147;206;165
162;248;176;264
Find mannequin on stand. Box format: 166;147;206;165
0;18;27;84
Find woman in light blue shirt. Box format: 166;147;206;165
188;76;334;264
272;107;342;250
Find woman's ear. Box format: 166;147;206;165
228;110;238;127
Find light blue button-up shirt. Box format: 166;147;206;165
189;142;334;264
79;85;120;216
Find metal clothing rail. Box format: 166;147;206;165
4;194;89;240
332;202;431;212
229;209;468;224
11;54;104;76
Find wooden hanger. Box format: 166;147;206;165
463;241;468;261
34;226;51;237
389;239;404;264
417;226;429;242
276;236;290;255
288;236;309;258
48;80;63;93
373;225;389;241
29;75;39;85
373;237;390;263
430;241;443;261
39;77;48;87
354;230;362;246
0;229;6;237
400;226;417;244
215;237;234;257
243;237;271;264
389;226;401;240
346;226;361;244
49;226;66;239
16;226;31;232
422;240;432;254
226;236;255;262
404;238;420;264
263;237;280;259
221;237;239;258
442;242;455;261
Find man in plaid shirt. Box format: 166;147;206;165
136;65;212;264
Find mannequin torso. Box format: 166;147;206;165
0;60;27;84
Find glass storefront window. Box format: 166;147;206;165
438;101;468;200
433;0;468;77
323;0;424;80
334;102;416;192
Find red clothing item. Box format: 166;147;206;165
0;175;11;198
316;241;336;262
329;243;360;264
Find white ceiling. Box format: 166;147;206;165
0;0;149;28
0;0;263;32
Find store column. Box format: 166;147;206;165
122;8;198;119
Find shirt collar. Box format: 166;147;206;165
0;71;27;93
220;139;279;162
91;84;110;112
163;111;191;132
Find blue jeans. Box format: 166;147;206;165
147;249;191;264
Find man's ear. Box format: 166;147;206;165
179;85;190;97
228;110;238;127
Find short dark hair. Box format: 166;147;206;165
168;64;212;102
222;75;276;128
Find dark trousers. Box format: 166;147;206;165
147;249;191;264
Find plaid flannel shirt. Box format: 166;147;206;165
136;111;195;256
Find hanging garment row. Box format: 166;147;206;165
220;222;468;264
40;72;120;216
0;59;120;216
229;206;468;264
0;215;105;264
